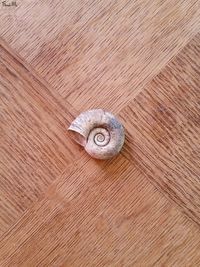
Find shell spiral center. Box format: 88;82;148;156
92;128;110;147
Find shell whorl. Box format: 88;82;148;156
68;109;125;159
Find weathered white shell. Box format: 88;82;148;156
68;109;125;159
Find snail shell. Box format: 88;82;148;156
68;109;125;159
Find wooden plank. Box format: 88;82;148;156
120;33;200;225
0;2;200;265
0;40;81;237
0;1;199;112
0;155;200;266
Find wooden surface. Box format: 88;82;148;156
0;0;200;266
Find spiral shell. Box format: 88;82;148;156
68;109;125;159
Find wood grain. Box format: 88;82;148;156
0;39;81;237
120;33;200;226
0;0;199;112
1;156;200;266
1;1;200;266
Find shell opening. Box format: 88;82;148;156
68;129;86;147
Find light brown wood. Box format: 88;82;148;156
0;0;200;266
0;39;82;236
120;34;200;226
1;156;200;266
0;0;199;112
